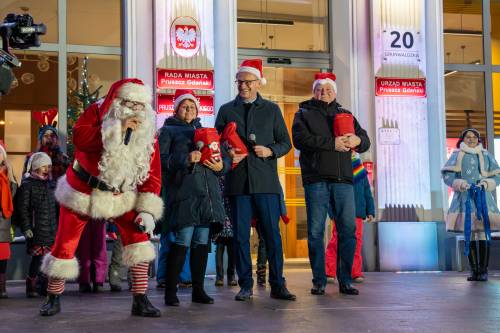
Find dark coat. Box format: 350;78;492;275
292;99;370;185
15;177;58;248
158;116;230;232
354;177;375;219
215;94;292;195
0;182;17;243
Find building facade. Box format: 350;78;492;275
2;1;495;267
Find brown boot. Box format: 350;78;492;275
0;273;7;298
26;277;39;298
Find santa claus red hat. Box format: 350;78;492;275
173;89;200;114
312;72;337;93
97;78;152;119
237;59;267;85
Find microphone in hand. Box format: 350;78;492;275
248;133;257;147
124;128;133;145
191;141;204;174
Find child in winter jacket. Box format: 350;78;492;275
16;152;58;297
325;152;375;283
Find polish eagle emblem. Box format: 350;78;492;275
170;16;201;58
175;25;197;49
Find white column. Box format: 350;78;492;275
331;1;355;113
426;0;447;219
213;0;238;114
352;0;376;155
123;0;154;88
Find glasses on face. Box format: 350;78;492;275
121;99;146;111
235;79;259;87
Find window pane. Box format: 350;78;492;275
0;0;58;43
491;2;500;64
0;50;58;181
445;71;486;140
67;0;121;46
67;53;122;98
5;110;31;152
493;73;500;207
237;0;328;52
443;0;483;64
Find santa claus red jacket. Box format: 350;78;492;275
55;80;163;221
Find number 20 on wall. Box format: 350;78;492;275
389;31;415;49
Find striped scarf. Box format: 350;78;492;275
352;153;367;184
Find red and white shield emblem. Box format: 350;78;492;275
170;16;201;58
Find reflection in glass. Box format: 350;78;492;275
445;71;486;140
67;54;121;97
67;0;121;46
443;0;483;64
237;0;328;52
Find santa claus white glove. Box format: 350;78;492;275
134;212;156;236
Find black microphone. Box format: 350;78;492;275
191;141;204;174
248;133;257;147
124;128;133;145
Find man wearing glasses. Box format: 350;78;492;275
215;59;296;302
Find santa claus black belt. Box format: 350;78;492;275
72;160;120;193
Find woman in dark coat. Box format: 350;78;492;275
16;152;58;297
0;144;17;298
159;89;229;306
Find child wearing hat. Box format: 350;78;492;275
16;152;58;297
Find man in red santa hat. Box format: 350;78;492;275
39;78;164;317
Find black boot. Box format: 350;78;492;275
26;277;39;298
215;243;224;286
40;294;61;316
0;273;7;299
467;241;479;281
256;265;266;287
190;244;214;304
477;240;490;282
226;242;237;286
164;244;188;306
131;294;161;317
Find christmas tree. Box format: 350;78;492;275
66;56;102;158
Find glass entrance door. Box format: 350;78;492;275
259;66;320;258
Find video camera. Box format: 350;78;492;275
0;13;46;95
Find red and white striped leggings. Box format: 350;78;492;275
47;262;150;295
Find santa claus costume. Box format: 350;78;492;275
39;79;164;317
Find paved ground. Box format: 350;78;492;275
0;270;499;333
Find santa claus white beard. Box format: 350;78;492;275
97;100;156;192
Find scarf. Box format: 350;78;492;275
352;154;367;184
0;171;13;219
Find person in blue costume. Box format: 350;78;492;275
442;128;500;281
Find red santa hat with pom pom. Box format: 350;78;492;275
237;59;267;85
173;89;200;114
312;72;337;93
97;78;152;120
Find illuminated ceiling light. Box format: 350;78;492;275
444;70;458;77
0;121;5;126
443;30;482;36
237;18;294;26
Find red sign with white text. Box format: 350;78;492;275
375;77;426;97
157;69;214;90
157;94;214;116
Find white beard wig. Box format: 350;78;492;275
98;99;156;192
